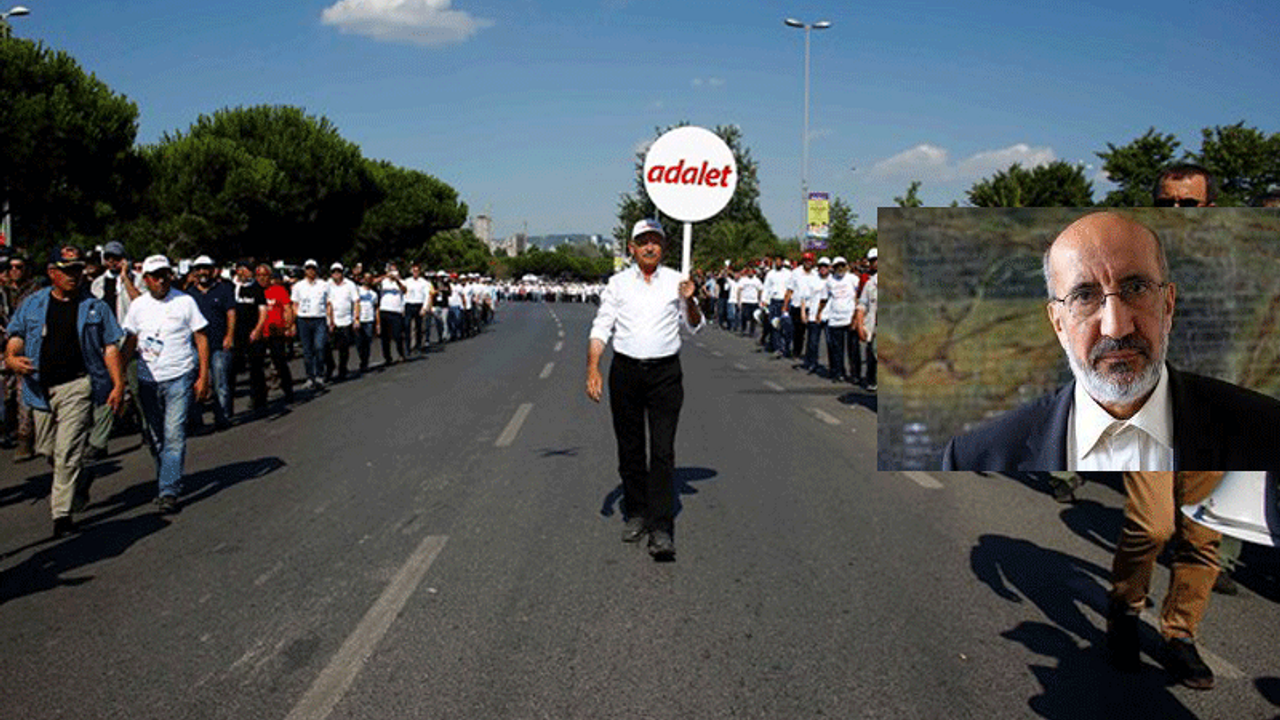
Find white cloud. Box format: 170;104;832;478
868;142;1057;182
708;77;725;88
954;143;1056;179
691;77;725;88
868;143;950;179
321;0;492;47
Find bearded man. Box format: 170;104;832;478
941;211;1280;472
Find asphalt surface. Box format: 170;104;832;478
1;301;1278;720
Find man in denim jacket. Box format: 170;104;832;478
4;246;125;537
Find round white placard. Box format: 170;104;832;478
642;126;737;222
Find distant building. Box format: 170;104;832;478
494;233;527;256
473;214;493;247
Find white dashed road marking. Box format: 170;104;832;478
733;362;749;371
553;341;563;353
539;362;554;379
808;408;841;425
558;330;565;338
763;380;785;393
495;403;534;447
285;535;448;720
711;350;723;357
902;471;944;489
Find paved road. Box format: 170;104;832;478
2;302;1277;719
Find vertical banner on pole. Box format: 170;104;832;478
806;192;829;251
642;126;738;277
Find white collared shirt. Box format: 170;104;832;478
590;265;703;359
1068;364;1173;471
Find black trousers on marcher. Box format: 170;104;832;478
608;353;684;529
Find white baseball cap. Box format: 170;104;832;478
832;256;848;265
817;257;831;266
193;255;215;267
330;262;344;271
141;255;172;275
304;259;318;268
867;247;878;260
631;218;665;241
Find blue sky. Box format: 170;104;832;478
13;0;1279;240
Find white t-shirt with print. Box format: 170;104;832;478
291;278;330;319
379;278;406;313
123;288;208;383
357;286;378;323
824;273;859;327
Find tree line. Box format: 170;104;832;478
1;38;488;271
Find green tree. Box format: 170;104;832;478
1095;127;1182;207
0;38;140;257
350;159;468;264
614;123;775;268
137;105;378;261
414;228;489;273
894;181;924;208
825;196;875;262
1189;122;1280;206
967;161;1094;207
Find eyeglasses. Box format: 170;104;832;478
1051;278;1169;320
1154;197;1204;208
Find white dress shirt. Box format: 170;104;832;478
590;265;703;359
1067;364;1174;471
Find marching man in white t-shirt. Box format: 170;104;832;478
121;255;210;514
854;248;878;391
325;262;361;382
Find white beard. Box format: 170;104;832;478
1067;333;1167;407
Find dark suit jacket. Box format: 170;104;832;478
941;364;1280;471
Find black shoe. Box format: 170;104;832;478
1106;607;1141;672
1212;571;1239;596
648;526;675;560
1162;637;1214;689
155;495;180;515
85;444;108;461
52;516;75;539
621;517;648;543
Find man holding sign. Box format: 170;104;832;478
586;219;703;560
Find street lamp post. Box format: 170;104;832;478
784;18;830;245
0;7;29;246
1;5;30;38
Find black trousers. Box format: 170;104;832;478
231;340;267;411
264;335;294;402
404;304;425;351
608;353;684;528
790;307;805;358
379;311;405;363
326;325;354;379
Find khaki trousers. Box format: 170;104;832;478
1110;471;1224;640
32;376;93;519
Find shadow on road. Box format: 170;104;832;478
970;534;1196;720
0;456;285;606
837;390;876;412
598;466;718;520
1256;677;1280;715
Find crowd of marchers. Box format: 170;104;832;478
691;249;878;391
0;241;498;538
